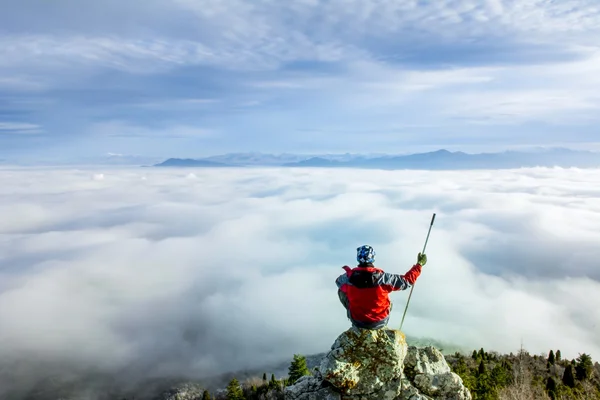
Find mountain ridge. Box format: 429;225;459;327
154;148;600;170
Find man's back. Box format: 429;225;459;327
336;245;426;329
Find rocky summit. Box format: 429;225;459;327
284;327;471;400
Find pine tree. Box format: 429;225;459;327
202;390;211;400
288;354;311;384
556;350;562;362
262;373;267;382
546;376;557;399
562;364;576;388
454;357;469;376
575;353;594;381
472;350;478;360
474;369;495;399
548;350;555;365
226;377;244;400
268;374;278;391
492;361;512;388
478;359;487;376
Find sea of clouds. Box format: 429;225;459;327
1;166;600;397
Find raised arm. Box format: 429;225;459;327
378;253;427;292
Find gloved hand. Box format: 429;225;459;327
417;252;427;266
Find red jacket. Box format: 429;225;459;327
336;263;422;325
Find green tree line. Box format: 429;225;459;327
202;347;599;400
202;354;312;400
448;347;599;400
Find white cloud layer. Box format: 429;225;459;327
1;166;600;396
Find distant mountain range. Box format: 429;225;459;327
154;148;600;170
155;158;231;168
154;152;388;167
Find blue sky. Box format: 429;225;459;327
1;0;600;160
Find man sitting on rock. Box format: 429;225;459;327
336;245;426;330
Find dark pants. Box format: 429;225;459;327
338;290;390;330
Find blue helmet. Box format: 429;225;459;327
357;245;376;264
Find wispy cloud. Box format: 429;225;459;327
88;120;215;139
172;0;600;44
0;122;42;134
0;36;218;73
4;1;599;74
129;98;221;111
1;0;600;158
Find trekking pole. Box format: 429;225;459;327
399;213;436;331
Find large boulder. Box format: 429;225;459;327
403;346;472;400
318;326;408;396
284;375;341;400
284;328;471;400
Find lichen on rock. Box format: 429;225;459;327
318;326;407;396
284;375;340;400
404;346;471;400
